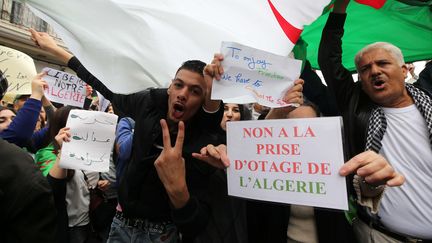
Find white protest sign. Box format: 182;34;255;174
97;91;111;112
0;45;36;101
227;117;348;210
42;68;87;107
60;110;117;172
212;42;302;108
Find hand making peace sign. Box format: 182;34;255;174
154;119;190;208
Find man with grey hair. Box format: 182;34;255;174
318;0;432;242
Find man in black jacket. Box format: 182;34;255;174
30;29;230;242
0;71;58;243
319;0;432;242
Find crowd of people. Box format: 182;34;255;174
1;0;431;242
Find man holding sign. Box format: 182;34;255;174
30;30;303;242
319;0;431;242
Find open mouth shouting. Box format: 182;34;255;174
372;79;385;90
172;102;185;120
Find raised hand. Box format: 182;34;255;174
202;54;224;112
192;144;230;169
30;28;73;64
86;85;93;99
204;54;224;81
31;72;49;101
55;127;71;148
266;78;304;119
339;150;405;187
154;119;189;208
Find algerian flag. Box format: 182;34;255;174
301;0;432;71
20;0;330;93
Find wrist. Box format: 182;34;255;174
30;93;43;100
167;184;190;209
52;46;73;64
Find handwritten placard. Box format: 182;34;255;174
60;110;118;172
211;42;302;108
226;117;348;210
42;68;87;107
0;45;36;96
97;91;111;112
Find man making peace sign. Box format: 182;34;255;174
31;29;304;242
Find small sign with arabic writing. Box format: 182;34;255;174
60;109;118;172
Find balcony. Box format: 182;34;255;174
0;0;68;66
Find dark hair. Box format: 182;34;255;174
175;60;206;77
0;70;8;100
41;106;75;149
0;106;16;114
238;104;252;121
302;98;321;117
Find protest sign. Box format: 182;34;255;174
97;91;111;112
0;46;36;101
42;68;87;107
60;110;117;172
227;117;348;210
212;42;302;108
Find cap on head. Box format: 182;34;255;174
14;94;30;103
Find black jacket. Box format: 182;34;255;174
415;61;432;95
318;12;432;163
68;57;224;238
0;138;58;243
319;12;378;159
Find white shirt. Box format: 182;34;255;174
378;104;432;239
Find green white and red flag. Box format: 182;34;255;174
18;0;431;92
300;0;432;71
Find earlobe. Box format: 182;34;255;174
401;64;408;77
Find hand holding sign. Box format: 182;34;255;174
282;79;304;105
55;127;71;148
204;54;224;81
154;119;189;208
211;42;302;107
201;54;224;112
266;79;304;119
192;144;230;169
42;68;87;107
339;150;405;187
31;72;49;101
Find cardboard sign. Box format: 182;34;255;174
0;46;37;102
211;42;302;108
43;68;87;107
227;117;348;210
60;110;117;172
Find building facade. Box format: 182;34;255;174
0;0;72;72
